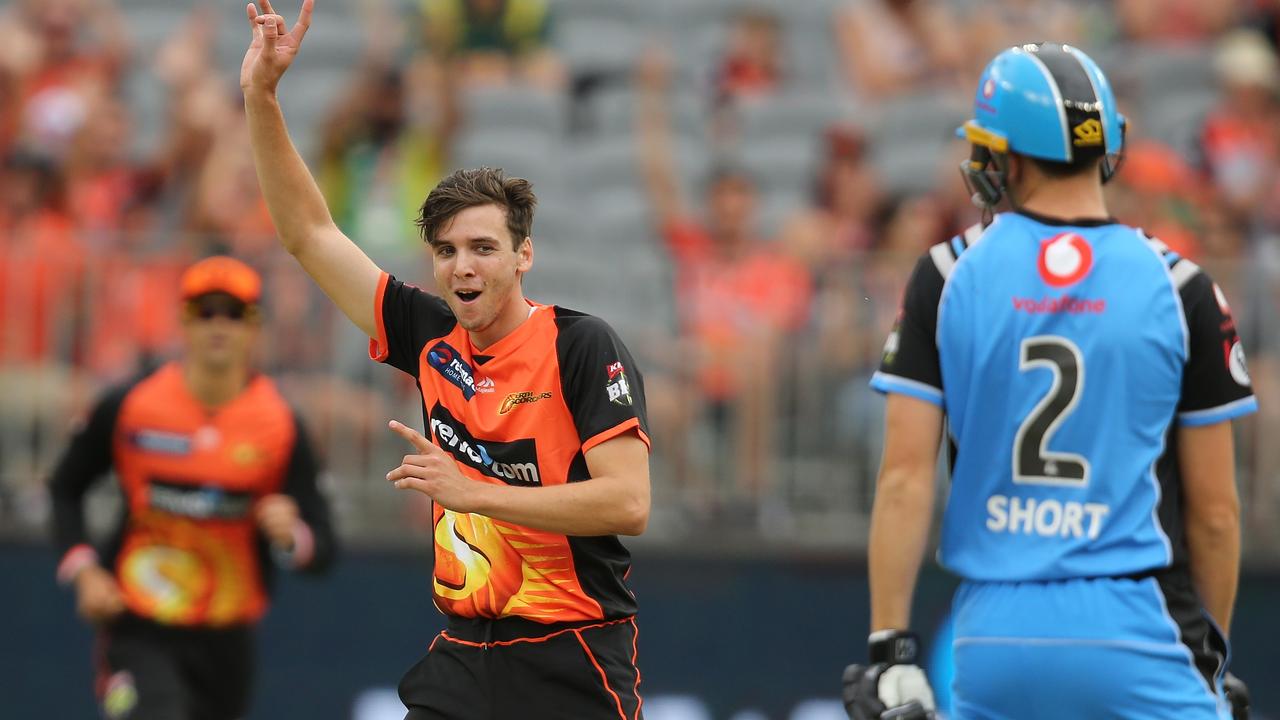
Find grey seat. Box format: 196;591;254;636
461;85;568;137
738;91;844;144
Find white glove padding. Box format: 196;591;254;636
878;665;936;712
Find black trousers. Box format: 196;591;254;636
96;614;254;720
400;615;643;720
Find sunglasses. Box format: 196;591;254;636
187;300;255;322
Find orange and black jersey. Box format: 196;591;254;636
49;363;336;627
369;273;651;623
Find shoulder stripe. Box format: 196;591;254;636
930;242;957;279
963;222;985;246
1169;258;1201;290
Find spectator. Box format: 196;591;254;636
1199;29;1280;231
778;125;883;271
639;50;812;504
318;61;452;254
419;0;564;89
714;7;783;106
0;0;129;158
835;0;965;99
1109;138;1205;259
1115;0;1239;43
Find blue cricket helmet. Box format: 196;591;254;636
959;43;1125;160
958;43;1126;208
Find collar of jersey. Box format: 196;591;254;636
468;300;545;358
1014;209;1118;228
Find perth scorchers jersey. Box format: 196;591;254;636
50;363;335;626
369;273;651;623
872;210;1258;582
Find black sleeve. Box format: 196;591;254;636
283;412;337;574
370;273;457;377
555;312;651;451
1176;270;1257;424
48;384;129;558
874;252;946;399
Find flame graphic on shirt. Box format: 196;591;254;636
433;510;494;600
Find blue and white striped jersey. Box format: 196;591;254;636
872;210;1257;581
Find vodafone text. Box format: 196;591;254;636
986;494;1109;539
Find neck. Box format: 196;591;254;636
470;293;532;351
1014;171;1110;221
184;361;249;409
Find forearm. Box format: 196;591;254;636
868;467;935;631
1185;509;1239;635
243;90;338;253
471;475;648;537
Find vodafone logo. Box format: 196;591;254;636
982;77;996;99
1037;233;1093;287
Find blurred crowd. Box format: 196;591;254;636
2;0;1279;550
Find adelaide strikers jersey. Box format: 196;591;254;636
50;363;335;626
872;210;1257;581
369;273;651;623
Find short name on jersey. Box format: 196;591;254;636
149;480;253;520
427;341;478;400
429;404;542;485
986;494;1110;540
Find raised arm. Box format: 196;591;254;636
240;0;381;338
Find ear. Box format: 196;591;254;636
1006;153;1023;185
516;236;533;273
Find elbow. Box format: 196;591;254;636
1188;503;1241;543
616;496;650;536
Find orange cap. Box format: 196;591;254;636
180;256;262;304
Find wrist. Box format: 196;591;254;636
868;629;921;665
467;481;501;516
57;544;100;586
242;86;280;105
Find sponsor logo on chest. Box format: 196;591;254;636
148;479;254;520
429;404;542;486
427;341;478;400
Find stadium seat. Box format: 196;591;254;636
869;92;968;147
737;136;820;195
555;16;642;78
737;91;846;145
461;85;568;137
454;130;565;187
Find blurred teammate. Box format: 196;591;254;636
49;255;337;720
240;2;651;718
844;43;1256;719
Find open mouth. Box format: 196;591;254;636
455;290;481;304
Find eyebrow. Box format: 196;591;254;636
431;235;501;248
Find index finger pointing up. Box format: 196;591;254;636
389;420;437;454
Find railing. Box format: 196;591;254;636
3;236;1277;564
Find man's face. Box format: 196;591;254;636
708;175;756;243
181;293;257;371
431;203;533;335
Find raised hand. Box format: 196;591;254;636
240;0;314;94
386;420;487;513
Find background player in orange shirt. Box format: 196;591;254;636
242;1;651;718
49;255;336;720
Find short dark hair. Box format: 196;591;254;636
416;167;536;248
1027;147;1104;179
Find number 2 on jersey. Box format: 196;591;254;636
1013;336;1090;487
